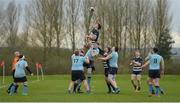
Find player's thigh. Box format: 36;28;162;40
153;78;160;86
136;74;141;81
87;68;92;74
131;74;136;80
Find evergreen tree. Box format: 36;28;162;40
156;29;175;60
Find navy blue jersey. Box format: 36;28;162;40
103;53;110;69
132;56;143;71
91;28;99;42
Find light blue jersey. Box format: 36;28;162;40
148;54;163;70
71;55;86;71
109;51;118;68
85;48;99;60
14;59;28;78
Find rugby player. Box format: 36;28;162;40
73;49;85;93
68;50;90;93
102;47;116;93
9;55;33;96
85;43;99;90
86;17;101;43
98;46;120;94
142;48;165;97
145;51;165;95
130;50;143;92
7;51;20;93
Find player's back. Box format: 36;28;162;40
71;55;85;71
149;54;162;70
109;51;118;68
14;59;27;78
85;48;99;60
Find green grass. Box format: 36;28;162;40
0;75;180;102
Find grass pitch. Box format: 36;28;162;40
0;75;180;102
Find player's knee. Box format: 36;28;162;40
13;83;18;86
87;68;92;76
108;74;114;81
23;82;28;86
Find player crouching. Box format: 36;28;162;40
9;55;33;96
68;50;90;94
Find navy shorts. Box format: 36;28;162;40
109;67;118;75
149;70;160;79
132;71;142;75
71;70;85;81
14;76;27;83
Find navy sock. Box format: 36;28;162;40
15;85;19;93
106;82;111;92
110;83;116;91
9;85;16;95
22;85;28;95
155;86;160;95
87;77;91;89
149;84;153;93
73;83;78;92
8;83;14;91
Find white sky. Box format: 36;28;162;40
1;0;180;47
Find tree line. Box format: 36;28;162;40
0;0;175;74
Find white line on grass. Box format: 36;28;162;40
0;80;40;89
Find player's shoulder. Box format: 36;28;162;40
139;56;143;60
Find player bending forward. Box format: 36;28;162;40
99;47;120;94
130;50;143;92
68;50;90;94
141;48;165;97
9;55;33;96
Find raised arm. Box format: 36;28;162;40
98;54;112;61
85;57;90;64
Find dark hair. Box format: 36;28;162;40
98;23;101;30
115;46;118;52
19;54;23;58
107;47;111;53
153;47;158;53
74;50;79;56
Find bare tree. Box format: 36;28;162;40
152;0;172;45
66;0;81;51
4;1;21;50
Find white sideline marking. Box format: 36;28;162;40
0;80;40;89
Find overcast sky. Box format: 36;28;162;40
1;0;180;47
